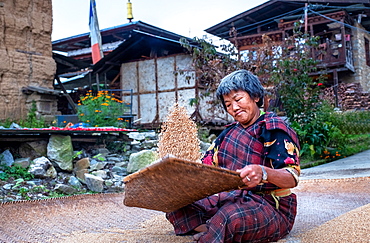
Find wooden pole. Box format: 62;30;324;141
304;3;308;35
333;69;339;108
55;75;78;114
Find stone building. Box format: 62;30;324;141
0;0;57;122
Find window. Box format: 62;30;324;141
365;37;370;66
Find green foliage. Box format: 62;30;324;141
179;36;248;108
0;100;49;128
291;120;347;160
72;150;83;160
324;110;370;134
20;100;49;128
180;25;368;167
92;153;106;161
77;90;127;127
106;141;128;154
269;25;326;125
0;164;33;181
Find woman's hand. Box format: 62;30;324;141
237;165;298;188
236;164;264;188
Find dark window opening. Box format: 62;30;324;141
365;37;370;66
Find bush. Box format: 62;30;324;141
0;164;33;181
325;110;370;134
291;120;347;160
77;90;128;127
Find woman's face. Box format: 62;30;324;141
223;90;260;128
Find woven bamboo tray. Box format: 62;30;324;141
123;155;245;212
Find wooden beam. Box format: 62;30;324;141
55;75;78;114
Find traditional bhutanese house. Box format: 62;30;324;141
52;21;228;128
205;0;370;110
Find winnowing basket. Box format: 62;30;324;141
123;155;245;212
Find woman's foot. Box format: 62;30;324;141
193;224;207;241
194;224;207;233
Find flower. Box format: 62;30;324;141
284;157;296;164
318;83;323;86
77;90;129;128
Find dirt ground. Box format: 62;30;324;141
1;177;369;243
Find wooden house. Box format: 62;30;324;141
52;21;228;128
205;0;370;110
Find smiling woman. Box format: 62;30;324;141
217;72;264;127
166;70;301;243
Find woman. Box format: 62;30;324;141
166;70;300;243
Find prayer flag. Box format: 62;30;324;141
89;0;103;64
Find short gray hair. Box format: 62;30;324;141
216;70;264;109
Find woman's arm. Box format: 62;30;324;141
238;165;298;188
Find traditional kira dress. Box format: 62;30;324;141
166;112;301;243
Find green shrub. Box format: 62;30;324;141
0;164;33;181
325;110;370;134
291;120;347;161
77;90;128;127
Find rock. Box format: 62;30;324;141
111;166;127;176
141;140;158;149
84;174;104;192
0;149;14;166
75;169;88;183
115;162;128;167
127;150;159;173
89;160;106;171
106;156;122;163
45;166;58;179
18;140;48;160
92;170;108;179
13;158;31;168
129;131;157;140
29;156;57;179
68;176;83;189
73;160;90;183
3;184;13;190
54;184;78;195
47;135;73;172
200;141;212;153
74;158;90;171
127;132;146;141
95;148;110;157
10;123;22;129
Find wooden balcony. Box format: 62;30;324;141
312;34;354;72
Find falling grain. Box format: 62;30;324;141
157;103;202;162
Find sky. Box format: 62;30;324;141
51;0;267;42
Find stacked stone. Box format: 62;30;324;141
342;83;363;110
322;83;370;110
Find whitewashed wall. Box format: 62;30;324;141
121;54;202;124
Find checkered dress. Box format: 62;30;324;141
166;112;300;243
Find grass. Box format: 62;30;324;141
300;134;370;169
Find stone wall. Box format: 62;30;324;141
323;83;370;111
0;0;56;121
347;22;370;93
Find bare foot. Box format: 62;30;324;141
194;224;207;232
193;224;207;242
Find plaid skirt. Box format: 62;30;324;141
166;189;297;243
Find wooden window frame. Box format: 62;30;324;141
365;37;370;66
